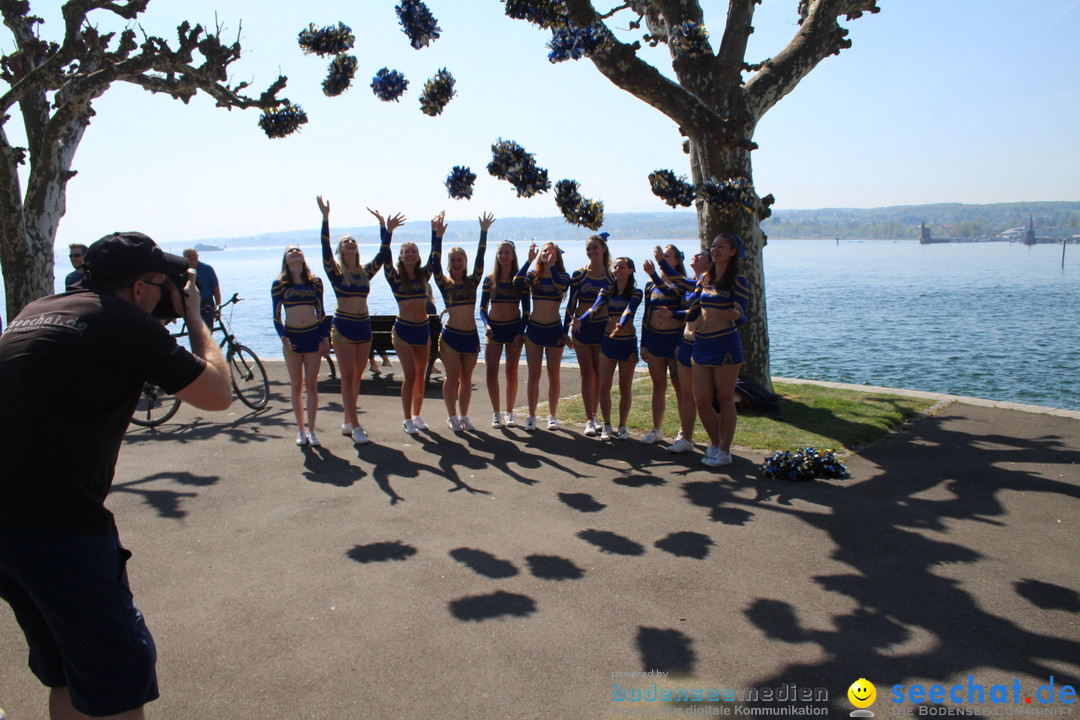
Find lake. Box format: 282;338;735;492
8;237;1078;411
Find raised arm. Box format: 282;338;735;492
318;196;335;272
473;213;494;281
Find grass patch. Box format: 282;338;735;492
551;378;937;454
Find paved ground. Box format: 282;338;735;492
1;360;1078;719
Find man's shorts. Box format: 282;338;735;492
0;526;159;716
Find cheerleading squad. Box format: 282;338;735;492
271;197;749;468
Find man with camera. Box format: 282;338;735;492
0;232;231;719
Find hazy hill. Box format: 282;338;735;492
193;201;1080;248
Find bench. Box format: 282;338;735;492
370;314;442;386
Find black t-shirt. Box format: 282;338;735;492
0;288;206;535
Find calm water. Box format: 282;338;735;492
10;238;1079;411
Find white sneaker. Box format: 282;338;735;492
403;418;419;435
524;416;537;431
713;449;733;466
412;415;428;431
296;431;309;446
459;416;475;431
352;426;370;445
307;430;321;447
615;425;629;440
341;423;353;437
447;415;463;432
701;445;723;467
641;428;663;445
547;415;559;430
667;437;695;454
492;412;502;428
504;412;516;427
600;423;613;441
583;418;597;437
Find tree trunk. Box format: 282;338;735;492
688;134;773;393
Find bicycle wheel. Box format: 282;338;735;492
228;344;269;410
130;382;181;427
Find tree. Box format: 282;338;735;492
506;0;880;391
0;0;302;321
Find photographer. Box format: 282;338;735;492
0;232;230;718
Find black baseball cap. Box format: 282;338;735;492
84;231;189;282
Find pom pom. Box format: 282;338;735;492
322;54;358;97
696;176;758;215
396;0;441;50
371;67;409;102
648;169;696;208
547;22;608;63
298;22;355;57
759;448;851;482
258;101;308;139
502;0;570;30
445;166;477;200
555;179;604;230
419;68;456;116
669;21;711;58
487;139;551;198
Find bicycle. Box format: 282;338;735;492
131;294;270;427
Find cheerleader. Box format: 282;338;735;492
564;234;612;436
317;196;394;444
687;233;749;467
572;257;642;440
518;242;570;431
480;239;530;427
640;244;688;445
430;212;493;431
272;245;330;446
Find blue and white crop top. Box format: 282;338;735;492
579;284;643;334
516;257;570;303
686;275;750;325
320;218;389;300
271;278;328;338
429;230;487;309
381;234;434;304
565;267;612;327
479;273;531;327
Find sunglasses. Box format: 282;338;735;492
69;253;84;258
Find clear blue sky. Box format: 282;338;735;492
15;0;1079;249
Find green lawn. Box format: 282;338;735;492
552;378;939;454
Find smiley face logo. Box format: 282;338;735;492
848;678;877;708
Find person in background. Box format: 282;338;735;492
430;212;493;431
564;234;612;437
64;243;88;289
272;245;330;447
317;196;395;445
0;231;231;720
687;233;749;467
480;239;529;428
183;247;221;329
519;241;570;431
573;257;643;441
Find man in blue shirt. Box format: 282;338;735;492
183;248;221;328
64;243;88;289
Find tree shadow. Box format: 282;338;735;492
448;591;537;621
729;408;1080;700
347;540;418;564
449;547;519;579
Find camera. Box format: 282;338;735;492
149;273;190;321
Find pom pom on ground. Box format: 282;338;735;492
298;22;355;57
396;0;442;49
258;102;309;139
322;54;358;97
419;68;456;116
371;68;409;102
445;166;478;200
760;448;851;482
